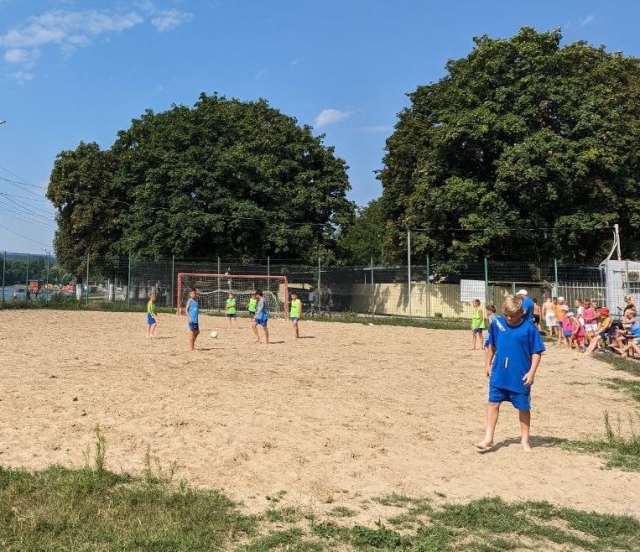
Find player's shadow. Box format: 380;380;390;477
298;336;315;339
478;435;567;454
152;336;175;340
268;340;286;345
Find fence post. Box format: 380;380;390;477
2;251;5;305
484;257;489;306
370;257;374;287
127;252;131;309
26;253;29;291
407;227;412;318
317;254;322;312
426;254;430;318
554;258;559;296
171;255;175;310
86;251;90;307
45;251;50;303
217;256;221;293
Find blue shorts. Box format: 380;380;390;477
489;386;531;410
227;313;237;318
472;328;483;334
254;317;268;327
147;313;156;325
291;317;299;323
563;331;572;337
188;322;199;332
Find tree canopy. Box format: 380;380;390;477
379;27;640;267
47;94;355;278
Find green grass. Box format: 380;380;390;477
3;462;640;551
558;411;640;471
309;312;471;330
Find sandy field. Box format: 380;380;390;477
1;310;639;521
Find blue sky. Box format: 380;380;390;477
0;0;638;254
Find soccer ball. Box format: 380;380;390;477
210;331;218;339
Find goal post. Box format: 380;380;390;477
176;273;289;318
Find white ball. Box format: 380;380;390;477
210;331;218;339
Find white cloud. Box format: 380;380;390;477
4;48;29;63
254;68;268;80
0;5;192;79
151;9;192;32
315;108;352;128
291;57;304;66
8;70;34;84
579;14;595;27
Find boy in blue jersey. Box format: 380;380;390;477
476;294;545;452
251;289;269;344
185;287;200;352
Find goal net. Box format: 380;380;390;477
176;273;289;318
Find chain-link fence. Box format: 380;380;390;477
3;253;627;320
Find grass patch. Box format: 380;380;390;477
3;431;640;551
592;349;640;378
604;378;640;403
558;411;640;471
304;311;471;330
3;466;640;551
327;505;358;518
264;506;303;524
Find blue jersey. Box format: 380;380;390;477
522;297;535;321
255;297;268;322
186;298;199;324
487;315;545;394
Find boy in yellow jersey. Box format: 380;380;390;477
225;291;238;328
289;291;302;338
471;299;486;350
247;292;257;320
146;294;159;338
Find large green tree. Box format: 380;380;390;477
337;198;386;265
47;142;121;279
379;27;640;267
111;94;354;263
48;94;355;276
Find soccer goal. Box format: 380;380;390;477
176;273;289;318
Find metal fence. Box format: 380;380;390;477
3;253;625;320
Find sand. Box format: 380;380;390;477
1;310;639;520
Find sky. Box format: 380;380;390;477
0;0;639;254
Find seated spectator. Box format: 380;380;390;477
612;308;637;350
584;307;612;356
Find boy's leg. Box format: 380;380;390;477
263;324;269;344
151;322;157;337
252;321;260;342
519;409;532;452
476;402;500;448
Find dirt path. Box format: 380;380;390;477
1;310;638;520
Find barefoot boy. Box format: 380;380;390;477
476;294;545;452
146;293;159;338
185;287;200;352
289;291;302;338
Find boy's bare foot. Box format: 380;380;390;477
521;442;532;452
474;441;493;451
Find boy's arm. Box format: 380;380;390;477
522;353;542;387
185;299;192;322
484;345;495;378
